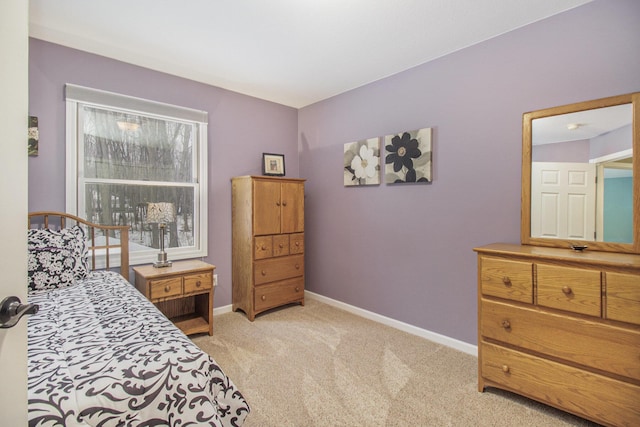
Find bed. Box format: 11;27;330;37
26;212;250;427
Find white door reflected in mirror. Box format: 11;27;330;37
531;162;596;240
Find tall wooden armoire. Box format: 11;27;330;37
231;176;305;321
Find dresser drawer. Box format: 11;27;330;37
290;233;304;254
149;277;183;300
254;277;304;312
481;342;640;427
184;272;212;294
480;257;533;303
254;254;304;285
481;299;640;381
537;264;601;316
606;272;640;326
254;236;273;260
273;234;290;257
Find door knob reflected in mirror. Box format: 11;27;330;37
0;296;39;329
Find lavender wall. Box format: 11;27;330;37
298;0;640;345
533;140;590;162
28;39;298;307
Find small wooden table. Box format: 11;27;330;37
133;260;215;336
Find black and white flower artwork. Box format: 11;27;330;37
384;128;432;184
344;137;381;186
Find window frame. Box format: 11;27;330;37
65;84;208;267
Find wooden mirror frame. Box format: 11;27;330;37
521;92;640;254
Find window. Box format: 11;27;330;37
65;84;208;266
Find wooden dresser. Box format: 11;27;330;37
231;175;305;321
474;243;640;427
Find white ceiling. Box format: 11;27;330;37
532;104;633;146
29;0;593;108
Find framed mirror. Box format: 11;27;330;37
521;92;640;254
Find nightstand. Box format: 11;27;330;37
133;260;215;336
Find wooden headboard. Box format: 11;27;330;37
28;211;130;281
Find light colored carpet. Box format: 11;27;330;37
192;298;600;427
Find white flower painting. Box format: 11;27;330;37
344;138;381;186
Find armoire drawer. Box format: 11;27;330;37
481;342;640;427
254;277;304;312
290;233;304;254
481;299;640;381
254;236;273;259
606;272;640;326
254;234;305;259
254;254;304;285
480;257;533;303
536;264;601;316
273;234;290;257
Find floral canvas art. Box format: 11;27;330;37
344;138;381;186
28;116;39;156
384;127;432;184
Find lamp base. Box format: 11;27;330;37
153;260;173;268
153;251;172;268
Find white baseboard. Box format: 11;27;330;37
212;292;478;357
305;291;478;357
213;304;233;316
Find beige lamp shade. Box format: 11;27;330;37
147;202;176;224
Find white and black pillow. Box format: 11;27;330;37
28;226;89;292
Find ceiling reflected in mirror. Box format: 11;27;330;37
532;104;632;147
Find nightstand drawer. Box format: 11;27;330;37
480;257;532;303
254;236;273;259
254;277;304;312
254;254;304;285
537;264;601;316
184;272;212;294
150;277;183;300
606;272;640;325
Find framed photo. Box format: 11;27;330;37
262;153;286;176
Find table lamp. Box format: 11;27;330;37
147;202;175;268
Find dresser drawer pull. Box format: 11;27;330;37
261;245;267;250
261;270;267;276
164;285;171;293
562;286;572;295
282;201;287;207
195;281;201;287
502;365;510;374
279;243;284;248
502;277;512;286
295;242;300;246
295;287;300;292
261;295;266;301
295;264;300;269
501;320;511;330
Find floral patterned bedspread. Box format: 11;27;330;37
27;271;249;427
